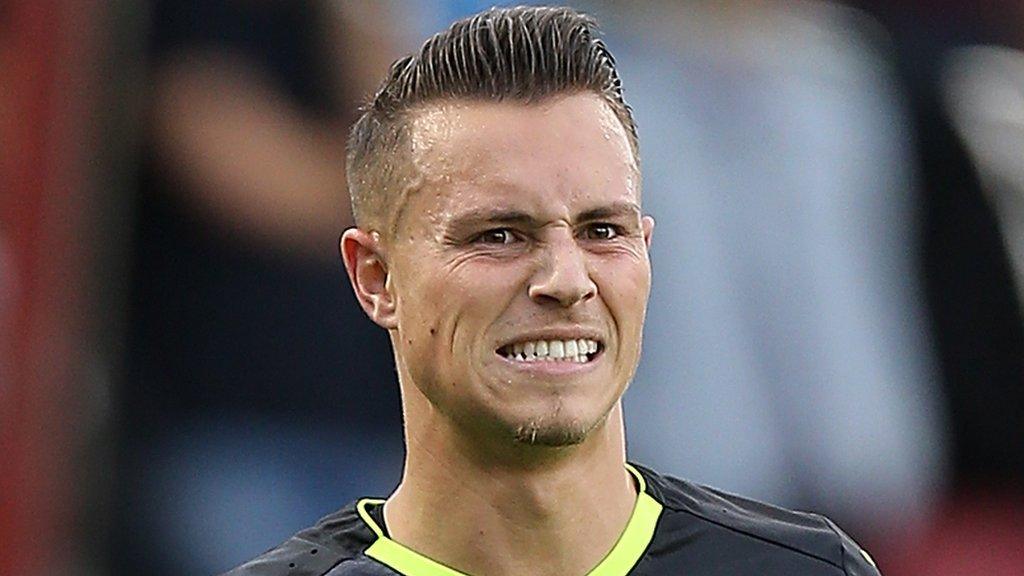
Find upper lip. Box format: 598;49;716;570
495;327;606;351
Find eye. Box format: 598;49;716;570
475;228;519;244
581;223;620;240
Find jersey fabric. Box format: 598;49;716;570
222;463;882;575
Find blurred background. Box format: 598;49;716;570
2;0;1022;574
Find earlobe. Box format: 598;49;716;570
340;229;398;329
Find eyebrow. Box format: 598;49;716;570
447;201;642;230
576;202;642;222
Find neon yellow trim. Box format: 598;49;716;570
356;498;387;538
366;538;470;576
624;463;647;493
585;491;662;576
359;465;663;576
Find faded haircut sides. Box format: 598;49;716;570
345;5;639;232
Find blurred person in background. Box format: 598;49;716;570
851;1;1024;573
111;1;411;574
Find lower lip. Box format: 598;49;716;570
494;350;604;375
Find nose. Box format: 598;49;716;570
528;232;597;307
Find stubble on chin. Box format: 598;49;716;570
513;421;588;447
511;408;609;447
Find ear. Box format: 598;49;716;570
340;228;398;329
641;215;655;250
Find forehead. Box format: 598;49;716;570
399;93;639;229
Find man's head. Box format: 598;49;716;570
346;6;640;234
341;6;653;450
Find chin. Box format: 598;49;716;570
507;403;610;447
512;421;590;447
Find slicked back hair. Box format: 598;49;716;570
346;5;639;232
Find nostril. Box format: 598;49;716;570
528;284;597;307
581;287;597;302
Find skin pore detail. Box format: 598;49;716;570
386;94;650;450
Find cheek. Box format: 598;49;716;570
600;261;651;321
396;253;529;361
444;279;507;352
598;261;651;371
398;275;484;363
392;269;447;372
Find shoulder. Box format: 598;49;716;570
220;502;380;576
633;463;882;575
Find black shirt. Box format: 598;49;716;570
222;463;882;575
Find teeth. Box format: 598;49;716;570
501;338;601;363
564;340;578;357
549;340;564;358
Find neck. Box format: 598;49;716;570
384;394;637;576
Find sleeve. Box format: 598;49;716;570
819;515;883;576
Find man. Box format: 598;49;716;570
225;6;882;575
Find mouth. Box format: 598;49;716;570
496;337;603;364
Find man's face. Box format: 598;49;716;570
385;93;653;446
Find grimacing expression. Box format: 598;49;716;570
385;93;653;446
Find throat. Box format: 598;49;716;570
382;460;640;576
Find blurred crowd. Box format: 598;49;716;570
2;1;1023;574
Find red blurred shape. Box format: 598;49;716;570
880;488;1024;575
0;1;99;574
